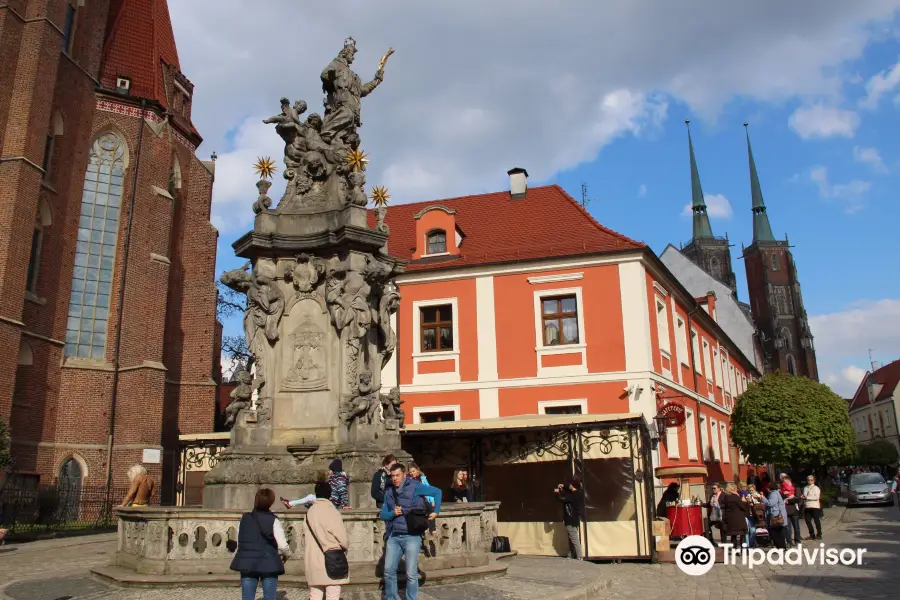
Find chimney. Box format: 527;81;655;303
705;291;717;321
508;167;528;199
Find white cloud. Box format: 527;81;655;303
859;59;900;109
681;193;733;218
824;365;868;398
638;184;647;198
167;1;900;235
788;104;860;139
811;299;900;397
852;145;888;173
808;165;871;213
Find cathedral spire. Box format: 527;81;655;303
744;123;775;243
686;120;714;239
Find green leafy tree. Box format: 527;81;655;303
731;372;856;472
858;439;899;466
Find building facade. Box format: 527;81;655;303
376;171;760;486
1;0;218;501
848;360;900;455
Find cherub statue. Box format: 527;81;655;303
223;370;257;428
380;387;404;428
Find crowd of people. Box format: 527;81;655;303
233;454;484;600
701;472;823;549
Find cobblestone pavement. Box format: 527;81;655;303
594;502;900;599
1;503;897;599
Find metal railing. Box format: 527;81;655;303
0;483;130;540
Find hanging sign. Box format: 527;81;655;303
658;402;686;427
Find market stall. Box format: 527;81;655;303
402;413;654;561
654;464;708;538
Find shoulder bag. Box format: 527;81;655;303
307;511;349;579
769;497;785;527
393;486;429;536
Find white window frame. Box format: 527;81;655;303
412;405;461;424
533;286;587;377
699;413;710;461
684;407;698;460
710;417;720;461
691;329;702;374
728;362;737;397
720;422;730;463
655;297;671;354
676;316;689;367
713;348;723;388
702;338;713;385
411;297;460;385
423;228;450;257
537;399;587;415
666;425;680;459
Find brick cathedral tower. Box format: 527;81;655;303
679;121;738;297
0;0;218;500
741;125;817;380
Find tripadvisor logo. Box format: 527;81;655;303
674;535;867;575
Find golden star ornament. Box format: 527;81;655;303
253;156;278;179
370;185;391;207
345;148;369;172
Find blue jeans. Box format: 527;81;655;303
746;517;756;547
241;574;278;600
384;533;423;600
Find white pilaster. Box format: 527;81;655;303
475;276;499;380
618;261;652;372
479;388;500;419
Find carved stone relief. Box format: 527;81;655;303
283;314;328;391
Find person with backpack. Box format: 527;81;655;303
379;463;442;600
230;488;292;600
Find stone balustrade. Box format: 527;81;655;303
112;502;500;577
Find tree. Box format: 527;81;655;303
216;279;251;382
858;439;899;466
730;372;856;472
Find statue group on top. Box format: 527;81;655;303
219;37;403;433
262;37;393;210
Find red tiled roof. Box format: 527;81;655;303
368;185;644;272
101;0;181;111
849;359;900;410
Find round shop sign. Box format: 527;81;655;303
659;402;687;427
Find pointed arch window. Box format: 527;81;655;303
771;253;779;271
27;198;52;295
61;1;78;53
781;327;792;350
786;355;796;376
65;132;127;360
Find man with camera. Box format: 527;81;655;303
554;476;584;560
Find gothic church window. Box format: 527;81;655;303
786;355;796;376
773;286;792;316
771;253;779;271
781;327;792;350
61;1;78;53
27;198;52;295
65;132;127;360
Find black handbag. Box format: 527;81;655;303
307;514;349;579
491;536;511;553
393;487;429;536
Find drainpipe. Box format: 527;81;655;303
104;99;147;502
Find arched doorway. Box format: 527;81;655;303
58;457;84;522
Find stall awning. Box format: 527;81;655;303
401;412;644;436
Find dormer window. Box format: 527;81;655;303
426;230;447;255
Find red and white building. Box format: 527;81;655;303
375;169;760;486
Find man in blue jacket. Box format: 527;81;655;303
379;463;442;600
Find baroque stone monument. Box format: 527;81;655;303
205;38;409;509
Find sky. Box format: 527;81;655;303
169;0;900;397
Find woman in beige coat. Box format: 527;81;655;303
305;480;350;599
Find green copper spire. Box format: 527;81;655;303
745;123;775;243
686;120;713;239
